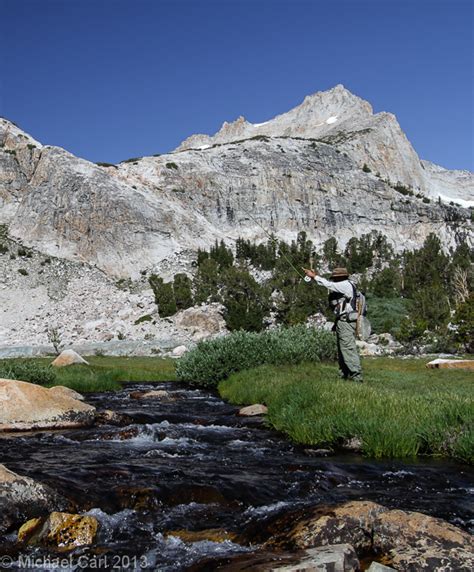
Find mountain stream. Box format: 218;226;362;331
0;382;472;571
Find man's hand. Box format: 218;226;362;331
303;268;317;279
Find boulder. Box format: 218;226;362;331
374;508;474;571
238;404;268;416
129;389;172;400
0;378;96;431
48;385;85;401
172;345;188;357
51;349;89;367
94;409;133;426
426;358;474;370
356;341;382;357
261;501;474;571
173;303;227;340
0;464;69;533
18;511;99;551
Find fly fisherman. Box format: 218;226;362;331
303;267;363;382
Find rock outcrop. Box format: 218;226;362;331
0;86;472;352
0;378;96;431
1;86;472;281
252;500;474;571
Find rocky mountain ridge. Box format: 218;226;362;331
1;85;472;278
0;85;472;351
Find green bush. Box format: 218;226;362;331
0;360;57;385
368;296;411;336
175;325;337;387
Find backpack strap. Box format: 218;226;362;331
348;280;357;311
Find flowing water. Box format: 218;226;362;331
0;382;472;571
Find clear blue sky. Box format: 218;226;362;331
2;0;473;170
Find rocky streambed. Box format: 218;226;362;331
0;382;473;571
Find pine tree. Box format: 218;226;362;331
173;273;193;310
221;266;269;331
149;275;177;317
193;258;221;304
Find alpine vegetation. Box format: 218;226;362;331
175;324;336;387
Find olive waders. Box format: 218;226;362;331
336;318;363;382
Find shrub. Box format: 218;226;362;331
175;325;337;387
18;268;28;276
96;162;117;169
0;360;57;385
134;314;153;325
121;157;142;163
166;162;179;170
362;163;371;173
368;297;411;336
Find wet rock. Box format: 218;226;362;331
166;484;230;506
17;517;43;542
129;389;173;400
0;464;69;533
341;437;363;452
51;350;89;367
238;404;268;416
304;448;334;457
94;409;133;426
48;385;85;401
0;378;96;431
262;501;384;551
167;528;238;543
99;426;141;440
273;544;359;571
198;545;359;571
259;501;474;571
112;486;161;510
374;508;474;571
19;511;99;551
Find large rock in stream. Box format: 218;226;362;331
246;500;474;571
0;378;95;431
0;464;69;533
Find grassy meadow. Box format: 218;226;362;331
0;356;177;393
219;358;474;463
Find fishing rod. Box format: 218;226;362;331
239;203;313;282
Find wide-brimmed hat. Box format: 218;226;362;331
330;267;349;279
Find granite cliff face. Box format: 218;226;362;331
0;85;472;350
0;85;472;279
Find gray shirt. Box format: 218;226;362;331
314;276;354;316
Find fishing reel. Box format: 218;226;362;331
304;276;312;283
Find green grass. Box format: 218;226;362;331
218;358;474;463
0;356;177;393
